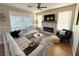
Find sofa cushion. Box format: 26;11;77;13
10;30;20;38
22;30;38;36
15;37;31;50
9;40;26;56
7;33;26;56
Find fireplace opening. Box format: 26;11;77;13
43;27;54;33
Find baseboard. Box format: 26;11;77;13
70;39;75;56
72;46;75;56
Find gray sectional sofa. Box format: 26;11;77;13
3;30;51;56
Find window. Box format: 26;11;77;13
23;16;33;30
10;15;33;31
57;10;72;30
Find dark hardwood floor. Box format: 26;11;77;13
0;43;5;56
48;41;73;56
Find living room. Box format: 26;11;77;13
0;3;79;56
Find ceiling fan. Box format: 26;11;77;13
28;3;47;10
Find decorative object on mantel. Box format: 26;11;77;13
0;13;6;22
76;11;79;25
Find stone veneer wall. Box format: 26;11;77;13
42;22;57;34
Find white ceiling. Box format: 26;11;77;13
3;3;74;13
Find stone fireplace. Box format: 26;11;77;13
41;14;57;34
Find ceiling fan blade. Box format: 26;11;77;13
28;5;37;7
40;7;47;8
28;3;47;10
38;8;41;10
28;5;32;7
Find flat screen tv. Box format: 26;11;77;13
44;14;55;21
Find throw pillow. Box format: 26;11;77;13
60;30;66;35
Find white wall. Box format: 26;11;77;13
37;15;43;28
72;4;79;55
0;11;11;33
0;33;3;44
33;13;37;29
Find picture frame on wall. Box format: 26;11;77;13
76;11;79;25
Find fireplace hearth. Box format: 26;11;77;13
43;27;54;33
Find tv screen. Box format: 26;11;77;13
44;14;55;21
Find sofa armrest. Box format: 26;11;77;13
6;33;26;56
9;40;26;56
